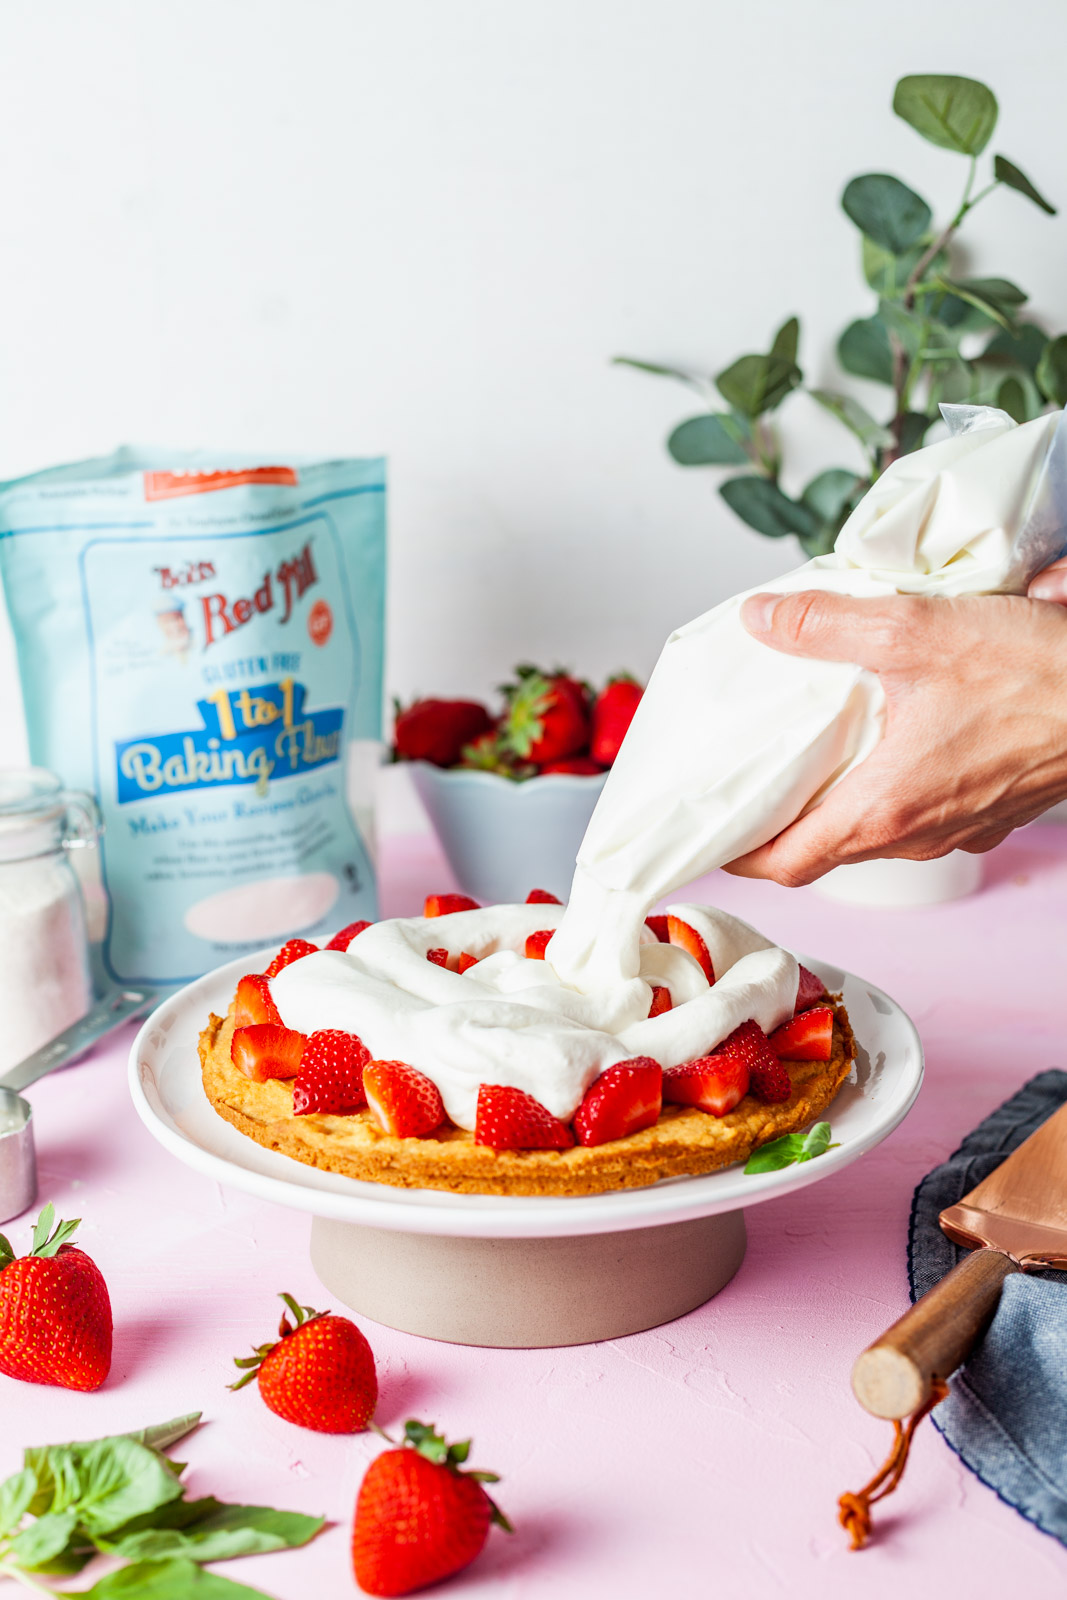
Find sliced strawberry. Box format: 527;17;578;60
795;963;827;1013
574;1057;662;1147
648;985;672;1018
663;1053;749;1116
526;888;562;905
717;1018;792;1103
264;938;319;979
234;973;281;1028
458;951;480;974
293;1030;371;1115
770;1005;834;1061
325;920;372;952
590;677;642;767
363;1060;445;1138
538;756;603;775
666;916;714;983
427;948;450;968
525;929;553;960
475;1084;574;1151
645;915;670;943
231;1023;306;1082
424;893;480;917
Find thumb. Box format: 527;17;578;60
740;589;918;670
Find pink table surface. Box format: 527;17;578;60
5;825;1067;1599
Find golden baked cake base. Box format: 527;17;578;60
199;1001;855;1198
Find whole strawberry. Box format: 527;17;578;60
498;665;590;766
0;1203;112;1391
590;675;643;766
353;1420;511;1597
231;1292;377;1433
394;698;494;768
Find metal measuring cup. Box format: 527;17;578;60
0;1087;36;1224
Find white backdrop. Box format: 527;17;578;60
1;0;1065;825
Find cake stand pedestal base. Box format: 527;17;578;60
309;1209;746;1348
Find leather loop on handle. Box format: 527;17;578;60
851;1249;1020;1420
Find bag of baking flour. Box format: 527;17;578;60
0;450;385;986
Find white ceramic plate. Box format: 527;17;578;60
129;951;923;1239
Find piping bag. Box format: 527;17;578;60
549;405;1067;992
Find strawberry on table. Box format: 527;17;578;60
364;1061;446;1138
524;929;553;960
326;920;373;952
264;938;319;979
718;1019;792;1104
424;893;480;917
353;1419;511;1597
498;665;590;766
234;972;281;1027
231;1023;307;1082
293;1030;371;1115
663;1053;749;1117
590;676;642;766
648;985;672;1018
770;1006;834;1061
574;1058;662;1147
0;1203;111;1391
666;915;715;983
795;963;828;1013
645;914;670;942
475;1085;574;1151
394;698;494;768
231;1291;377;1434
526;888;562;905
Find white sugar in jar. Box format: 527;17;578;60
0;769;99;1074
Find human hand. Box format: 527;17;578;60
723;590;1067;886
1028;556;1067;604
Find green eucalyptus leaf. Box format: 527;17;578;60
61;1557;276;1599
797;525;842;559
715;352;801;417
770;316;800;364
1036;335;1067;407
892;74;998;155
719;477;818;540
0;1467;37;1537
801;469;865;526
877;299;924;358
9;1509;79;1570
104;1503;325;1564
862;236;942;298
612;356;696;383
667;413;749;466
997;376;1029;424
994;155;1057;216
809;390;893;452
841;173;932;254
897;412;934;455
982;322;1049;375
932;278;1012;332
837;316;894;384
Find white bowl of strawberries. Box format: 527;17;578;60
394;665;642;904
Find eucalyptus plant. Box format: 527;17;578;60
619;74;1065;557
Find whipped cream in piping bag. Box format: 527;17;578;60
272;407;1067;1129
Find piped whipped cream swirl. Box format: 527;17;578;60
270;901;798;1131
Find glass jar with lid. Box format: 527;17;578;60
0;768;100;1075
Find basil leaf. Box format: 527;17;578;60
105;1503;325;1564
25;1439;183;1536
797;1122;838;1162
124;1416;203;1455
744;1134;805;1174
62;1557;276;1599
0;1467;36;1537
9;1509;78;1570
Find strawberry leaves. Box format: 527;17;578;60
29;1202;81;1260
744;1121;839;1174
229;1292;327;1390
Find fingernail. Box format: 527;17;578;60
741;593;780;635
1029;575;1059;600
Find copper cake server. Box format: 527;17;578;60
851;1098;1067;1420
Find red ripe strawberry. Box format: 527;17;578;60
663;1053;749;1117
231;1022;306;1082
525;929;553;960
795;963;827;1013
538;756;603;775
364;1061;446;1138
526;888;562;905
590;676;643;766
718;1019;792;1104
352;1420;511;1597
457;951;480;973
498;666;590;765
648;985;672;1018
231;1292;377;1434
645;914;670;943
326;920;373;952
293;1029;371;1115
666;915;715;983
475;1084;574;1151
0;1204;111;1391
770;1005;834;1062
264;938;319;979
574;1058;662;1147
424;893;479;917
234;972;281;1027
426;947;450;968
394;698;494;768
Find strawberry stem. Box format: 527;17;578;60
229;1293;326;1389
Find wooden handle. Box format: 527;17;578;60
851;1249;1020;1420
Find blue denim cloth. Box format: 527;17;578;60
908;1069;1067;1545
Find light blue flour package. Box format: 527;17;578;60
0;450;385;986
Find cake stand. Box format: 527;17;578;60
129;954;922;1348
